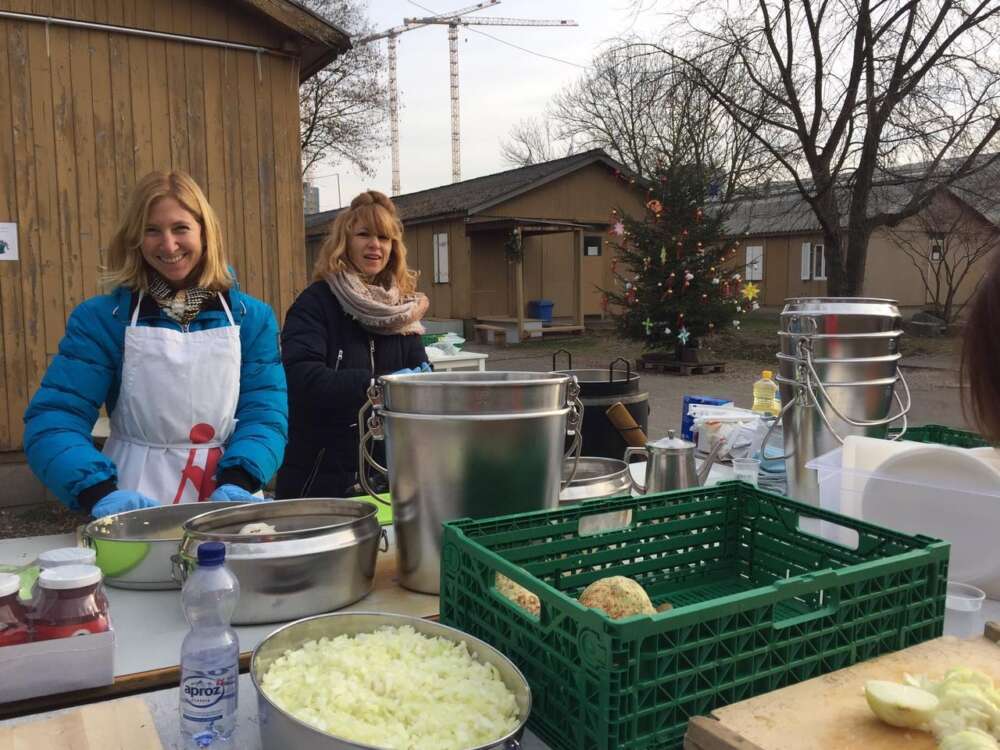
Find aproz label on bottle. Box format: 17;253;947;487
181;666;238;718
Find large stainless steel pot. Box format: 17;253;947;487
776;352;902;383
250;612;532;750
559;457;631;504
175;499;385;625
360;372;582;594
81;501;243;589
780;297;902;334
380;370;571;414
778;330;902;359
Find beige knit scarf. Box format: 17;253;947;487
325;270;428;335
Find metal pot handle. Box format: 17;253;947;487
609;357;630;383
552;348;572;371
171;553;189;586
623;446;647;494
561;379;583;487
756;394;799;461
503;738;521;750
358;383;391;504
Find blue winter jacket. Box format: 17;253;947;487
23;281;288;511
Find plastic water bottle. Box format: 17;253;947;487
179;542;240;749
751;370;780;416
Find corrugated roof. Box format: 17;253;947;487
305;149;636;235
724;153;1000;237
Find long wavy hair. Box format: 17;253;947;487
103;170;232;292
313;190;417;295
962;249;1000;441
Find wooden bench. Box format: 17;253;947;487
474;324;507;347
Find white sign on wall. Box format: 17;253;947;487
0;223;18;261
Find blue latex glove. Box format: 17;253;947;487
418;361;432;372
209;484;268;503
392;367;417;375
91;490;159;519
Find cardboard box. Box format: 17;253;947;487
0;622;114;703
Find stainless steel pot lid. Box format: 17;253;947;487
562;456;629;485
182;498;378;541
84;501;245;543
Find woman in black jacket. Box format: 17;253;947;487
277;191;429;498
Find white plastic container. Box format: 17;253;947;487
807;440;1000;597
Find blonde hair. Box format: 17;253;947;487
103;170;233;292
313;190;417;295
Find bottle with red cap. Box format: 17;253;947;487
0;572;29;647
30;564;110;641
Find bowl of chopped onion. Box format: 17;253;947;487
250;612;531;750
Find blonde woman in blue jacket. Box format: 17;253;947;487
24;171;288;518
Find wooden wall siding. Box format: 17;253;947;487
405;219;471;319
0;1;306;451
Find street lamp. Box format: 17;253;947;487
332;173;342;208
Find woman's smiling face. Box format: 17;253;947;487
141;197;204;288
346;222;392;277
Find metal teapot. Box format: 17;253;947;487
624;430;726;494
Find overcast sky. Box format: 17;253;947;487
308;0;662;211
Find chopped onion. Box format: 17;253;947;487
865;680;939;728
259;625;520;750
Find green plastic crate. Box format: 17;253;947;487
440;483;948;750
888;423;988;448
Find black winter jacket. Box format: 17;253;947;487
276;280;427;498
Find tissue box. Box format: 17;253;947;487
0;621;115;703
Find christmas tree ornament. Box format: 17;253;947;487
732;319;741;330
611;221;625;236
684;272;694;282
643;317;653;335
741;282;760;301
708;322;715;331
646;199;663;214
663;326;671;335
712;277;720;285
660;246;667;264
677;327;690;345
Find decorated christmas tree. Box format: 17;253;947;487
603;164;757;355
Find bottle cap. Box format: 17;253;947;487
38;547;97;569
196;541;226;567
762;370;773;379
0;572;20;598
37;564;103;590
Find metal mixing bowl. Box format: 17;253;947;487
81;501;244;589
176;499;386;625
250;612;532;750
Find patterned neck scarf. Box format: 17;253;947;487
146;272;214;325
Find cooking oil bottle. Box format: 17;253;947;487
752;370;780;416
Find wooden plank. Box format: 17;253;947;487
236;51;263;298
199;8;228;250
146;0;170;171
107;0;135;217
164;3;188;172
88;0;118;269
685;717;767;750
25;8;64;359
48;7;85;317
70;0;101;299
183;5;207;189
0;16;23;450
127;4;154;180
220;44;246;284
255;54;278;310
270;56;301;318
636;357;727;376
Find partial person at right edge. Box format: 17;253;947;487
276;191;430;499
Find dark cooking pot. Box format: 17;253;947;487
553;350;649;461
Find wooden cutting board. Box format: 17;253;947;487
686;631;1000;750
0;697;162;749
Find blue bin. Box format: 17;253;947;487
527;299;554;323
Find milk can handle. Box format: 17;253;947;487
609;357;630;383
561;379;584;488
623;447;647;494
357;382;391;504
799;340;912;437
552;349;572;371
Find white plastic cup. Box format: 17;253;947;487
732;458;761;488
944;581;986;638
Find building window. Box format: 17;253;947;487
583;234;602;256
745;245;763;281
801;241;827;281
433;232;449;284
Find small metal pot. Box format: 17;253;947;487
251;612;532;750
81;501;244;590
559;457;631;504
175;499;386;625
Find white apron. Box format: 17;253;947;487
103;291;241;504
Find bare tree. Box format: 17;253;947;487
542;41;781;197
499;117;575;167
888;190;999;323
299;0;389;176
650;1;1000;295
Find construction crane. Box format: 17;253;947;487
404;14;577;183
356;1;499;196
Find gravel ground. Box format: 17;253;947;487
1;322;965;541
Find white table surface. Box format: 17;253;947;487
0;530;437;679
0;673;552;749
